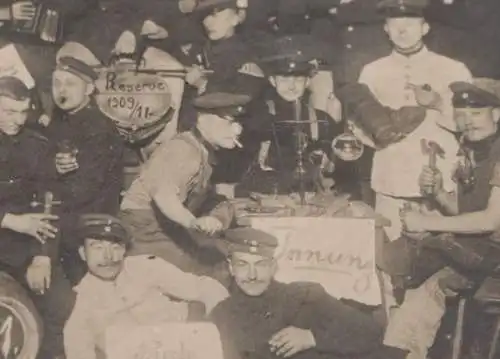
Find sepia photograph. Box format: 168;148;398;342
0;0;499;358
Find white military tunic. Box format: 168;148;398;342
64;255;229;359
359;47;472;198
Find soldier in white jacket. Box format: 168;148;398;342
63;214;229;359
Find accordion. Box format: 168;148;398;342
10;4;63;43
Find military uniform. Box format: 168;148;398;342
210;228;408;359
64;214;229;359
358;0;471;241
120;90;251;282
0;76;74;359
176;0;266;132
235;34;350;195
43;57;124;284
383;82;500;359
45;102;124;216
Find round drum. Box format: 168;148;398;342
0;272;42;359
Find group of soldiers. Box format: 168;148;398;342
2;0;500;358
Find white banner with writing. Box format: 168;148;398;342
106;322;224;359
0;45;35;89
251;217;381;305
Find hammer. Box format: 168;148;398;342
420;139;445;196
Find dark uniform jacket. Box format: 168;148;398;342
211;281;396;359
44;101;124;216
0;129;58;269
457;132;500;214
233;91;352;195
177;34;265;131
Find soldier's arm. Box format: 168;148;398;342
64;297;97;359
302;283;384;355
150;140;202;229
434;189;459;216
144;257;229;313
420;185;500;234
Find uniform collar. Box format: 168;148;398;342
230;280;282;302
191;127;218;166
462;129;500;162
391;45;429;62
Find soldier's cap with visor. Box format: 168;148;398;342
193;0;243;17
215;227;278;259
0;76;31;102
55;56;99;84
450;82;500;109
257;34;326;77
192;78;253;117
377;0;429;18
77;214;131;247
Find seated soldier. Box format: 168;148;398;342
237;34;344;194
384;82;500;359
210;227;408;359
64;214;229;359
119;87;251;284
0;76;74;359
44;54;125;284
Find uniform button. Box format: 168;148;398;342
347;26;354;32
346;44;352;49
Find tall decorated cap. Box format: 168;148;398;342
450;81;500;109
216;227;278;258
377;0;429;18
256;34;325;76
77;214;131;246
56;56;99;83
0;76;30;101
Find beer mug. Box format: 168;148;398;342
57;139;78;161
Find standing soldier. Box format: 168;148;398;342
0;76;75;359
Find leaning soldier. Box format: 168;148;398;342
120;85;252;285
0;76;74;359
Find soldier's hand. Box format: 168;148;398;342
185;65;207;88
192;216;223;235
269;327;316;357
10;1;36;21
55;152;79;174
26;256;51;294
408;84;443;111
2;213;58;243
401;210;427;234
419;165;443;196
